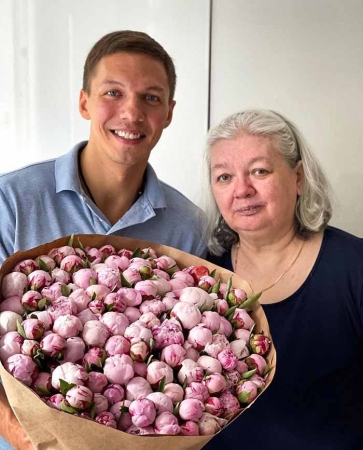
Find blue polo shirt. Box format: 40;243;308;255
0;142;207;264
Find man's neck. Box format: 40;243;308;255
79;146;146;226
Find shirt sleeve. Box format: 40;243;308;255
0;189;16;265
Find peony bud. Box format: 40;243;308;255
126;377;153;401
129;398;156;427
154;411;180;435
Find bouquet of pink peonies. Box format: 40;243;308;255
0;234;276;450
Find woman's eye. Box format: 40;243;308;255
253;168;268;176
218;174;231;182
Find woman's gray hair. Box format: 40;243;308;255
203;109;333;255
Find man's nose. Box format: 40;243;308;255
119;96;144;122
233;176;256;198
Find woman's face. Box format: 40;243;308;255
210;134;304;240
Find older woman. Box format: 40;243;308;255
203;109;363;450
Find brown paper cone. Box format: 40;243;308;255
0;234;276;450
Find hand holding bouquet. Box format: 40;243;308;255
0;235;275;450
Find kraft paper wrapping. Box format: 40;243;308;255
0;234;276;450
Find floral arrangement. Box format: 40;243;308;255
0;235;275;450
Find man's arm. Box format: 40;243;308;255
0;384;34;450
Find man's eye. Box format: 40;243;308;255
145;94;159;102
106;90;119;97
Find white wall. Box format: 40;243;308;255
2;0;363;236
210;0;363;236
0;0;210;204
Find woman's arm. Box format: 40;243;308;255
0;384;34;450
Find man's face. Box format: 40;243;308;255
79;52;175;169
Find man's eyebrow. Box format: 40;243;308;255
101;80;166;92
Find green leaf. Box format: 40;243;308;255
166;265;178;276
91;292;97;301
60;400;78;414
199;301;208;313
67;234;75;247
242;368;257;379
59;379;76;396
210;279;221;294
158;376;166;392
120;273;132;288
37;298;47;310
182;375;188;390
223;276;233;300
263;362;270;376
77;238;85;251
173;401;181;416
16;320;26;339
240;292;262;311
131;247;141;258
209;269;217;279
84;362;91;373
120;405;129;414
33;349;45;360
146;354;154;366
90;403;96;419
61;285;70;297
142;248;150;259
38;258;50;273
149;338;155;352
36;386;51;395
106;302;116;312
224;304;238;320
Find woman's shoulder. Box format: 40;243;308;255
323;225;363;262
206;249;233;271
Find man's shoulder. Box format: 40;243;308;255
159;180;204;214
0;158;56;190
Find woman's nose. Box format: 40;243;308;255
233;177;256;198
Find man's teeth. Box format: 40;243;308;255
114;130;142;139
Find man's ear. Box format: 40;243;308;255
295;160;304;195
164;100;176;129
79;89;91;120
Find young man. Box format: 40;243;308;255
0;30;207;449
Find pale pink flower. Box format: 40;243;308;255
88;299;105;315
233;328;251;341
14;259;38;275
179;287;214;310
104;255;130;271
63;336;86;363
0;296;24;315
82;347;107;369
93;393;109;414
183;341;200;362
218;348;238;372
100;312;129;336
198;413;228;435
147;361;174;388
103;384;125;406
85;284;111;301
51;268;71;284
126;377;153;401
230;339;250;359
160;344;186;368
53;314;83;338
163;383;184;404
249;333;271;355
35;255;56;271
41;282;65;302
60;255;84;274
28;270;52;291
133;361;147;378
125;424;155;435
236;380;258;404
139;299;166;317
69;289;91;313
219;390;240;416
51;362;88;390
235;360;249;375
203;373;227;395
201;311;222;333
187;324;213;350
103;354;134;385
154;411;180;435
177;359;204;384
105;335;131;356
152;269;170;281
129;398;156;427
218;316;233;338
117;288;142;307
245;354;267;376
95;411;117;428
169;278;188;292
178;398;204;422
227;288;247;306
32;372;53;396
146;392;173;415
29;310;52;331
86;247;103;263
231;308;255;330
204;396;224;417
149;277;172;296
86;372;108;394
77;308;98;325
21;291;42;312
130;341;150;362
46;296;77;321
21;318;44;340
72;269;98;289
0;311;23;335
161;295;179;311
124;323;153;345
103;292;127;313
0;332;23;363
48;246;76;265
172;271;195;287
197;355;222;375
2;272;28;298
66;385;93;410
213;298;229;315
40;332;66;358
5;354;38;386
82;320;109;347
110;399;131;421
46;393;64;410
170;302;202;330
99;245;116;259
154;255;177;270
117;400;133;431
123;306;141;323
185;382;210;402
122;267;142;285
179;421;199;436
249;374;267;391
138;312;160;329
21;339;40;357
97;268;121;290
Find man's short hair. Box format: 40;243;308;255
82;30;177;102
